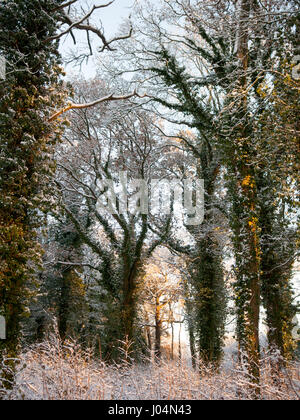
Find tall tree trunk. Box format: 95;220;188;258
259;196;297;363
0;0;66;396
193;235;225;367
58;270;71;343
154;296;162;359
187;159;226;368
178;321;182;361
232;0;261;396
122;258;139;348
171;321;174;360
144;313;152;352
188;323;196;369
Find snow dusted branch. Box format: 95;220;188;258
49;91;148;122
47;5;104;42
49;0;132;54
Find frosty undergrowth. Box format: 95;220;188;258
1;335;299;400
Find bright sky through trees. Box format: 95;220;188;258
60;0;135;78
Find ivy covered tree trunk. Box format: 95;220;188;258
261;258;296;362
57;265;85;343
121;257;140;347
258;179;297;362
0;0;66;393
226;107;261;391
187;192;226;368
229;0;261;395
149;51;227;367
257;22;299;362
229;167;261;394
187;142;226;369
101;249;145;361
54;216;87;343
191;235;226;367
58;270;72;342
228;93;261;398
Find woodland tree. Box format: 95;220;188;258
138;253;182;359
0;0;67;391
55;79;174;359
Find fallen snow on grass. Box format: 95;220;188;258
1;337;300;400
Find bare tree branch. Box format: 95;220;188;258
46;4;113;42
49;91;148;122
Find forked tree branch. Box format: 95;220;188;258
49;0;132;53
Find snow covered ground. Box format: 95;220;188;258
1;336;299;400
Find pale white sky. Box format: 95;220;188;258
97;0;135;30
